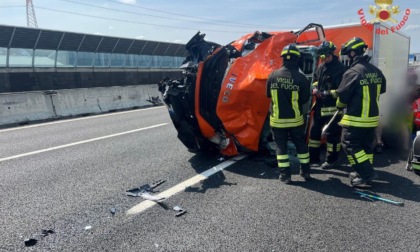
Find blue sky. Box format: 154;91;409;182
1;0;419;52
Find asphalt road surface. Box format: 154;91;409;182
1;106;419;252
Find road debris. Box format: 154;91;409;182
110;208;116;216
24;238;37;247
139;179;166;192
140;192;165;202
125;179;166;197
173;205;187;217
41;229;55;237
84;226;92;231
23;228;55;247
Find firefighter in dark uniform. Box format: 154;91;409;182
309;41;346;169
266;43;311;184
336;37;386;186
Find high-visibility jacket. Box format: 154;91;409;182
313;55;346;117
266;62;311;128
336;55;386;128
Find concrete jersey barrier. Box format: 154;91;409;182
0;84;161;127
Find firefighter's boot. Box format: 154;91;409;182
321;161;338;170
350;161;377;186
323;144;340;169
309;147;321;166
300;164;312;181
279;168;292;184
350;172;378;186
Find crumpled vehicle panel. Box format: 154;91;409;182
159;24;371;157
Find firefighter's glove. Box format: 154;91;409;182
336;98;346;112
322;90;338;99
337;106;344;111
312;88;324;99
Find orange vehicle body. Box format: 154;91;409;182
297;25;374;52
161;24;377;157
195;32;299;156
194;25;374;156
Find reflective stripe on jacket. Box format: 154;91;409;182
320;106;338;116
313;55;346;117
267;62;310;128
336;55;386;128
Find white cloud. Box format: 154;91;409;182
405;24;420;31
119;0;137;4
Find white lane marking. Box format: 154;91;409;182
0;123;168;163
0;106;165;133
127;154;248;215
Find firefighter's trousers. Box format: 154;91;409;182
271;126;310;175
341;126;375;178
309;114;342;164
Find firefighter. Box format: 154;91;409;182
337;37;386;186
266;43;311;184
309;41;346;169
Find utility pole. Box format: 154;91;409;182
26;0;38;28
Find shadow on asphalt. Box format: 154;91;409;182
238;149;419;204
373;147;409;168
293;168;420;204
226;154;282;180
187;151;224;174
186;149;420;203
186;152;238;193
185;172;237;194
291;148;420;204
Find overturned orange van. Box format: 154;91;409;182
159;22;409;157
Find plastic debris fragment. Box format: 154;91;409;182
125;188;143;197
149;179;166;190
173;205;187;217
126;179;166;197
140;192;165;202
